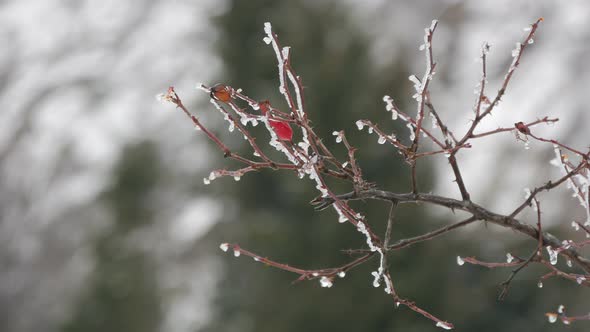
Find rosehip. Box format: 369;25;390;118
257;100;292;141
514;122;531;135
210;84;231;102
269;120;293;141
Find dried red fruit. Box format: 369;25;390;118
514;121;531;135
258;100;271;115
257;100;292;141
269;119;293;141
210;84;231;102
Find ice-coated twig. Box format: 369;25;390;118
159;17;590;329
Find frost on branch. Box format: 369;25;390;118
159;16;590;329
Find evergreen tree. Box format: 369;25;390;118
61;142;162;332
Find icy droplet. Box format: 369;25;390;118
546;313;558;323
233;249;241;257
263;36;272;45
558;305;565;314
338;271;346;278
219;243;229;252
203;178;210;185
456;256;465;266
538;281;543;288
234;176;241;181
528;38;534;44
378;136;386;144
512;43;521;57
312;272;319;277
368;127;374;134
338;214;348;223
436;322;452;330
567;259;572;268
576;276;586;284
546;246;558;265
194;125;201;131
253;257;260;262
319;276;333;288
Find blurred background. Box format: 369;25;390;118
1;0;589;331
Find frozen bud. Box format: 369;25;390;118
571;221;580;231
155;93;168;103
576;276;586;284
332;131;343;143
378;136;386;144
263;36;272;44
356;120;364;130
566;259;572;268
319;276;333;288
219;243;229;252
506;253;514;263
456;256;465;266
557;305;565;314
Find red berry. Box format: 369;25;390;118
210;84;231;102
270;120;293;141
